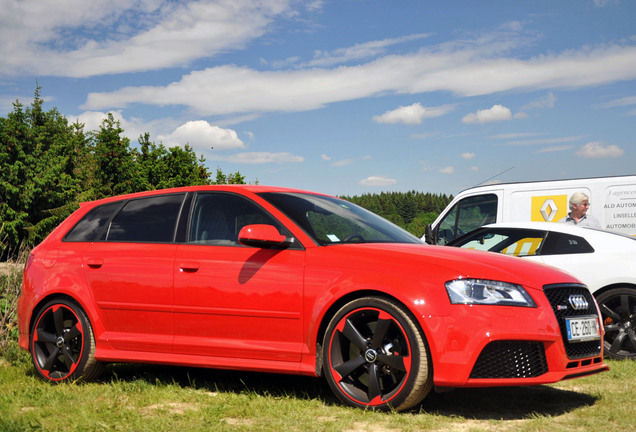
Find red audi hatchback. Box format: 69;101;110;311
18;185;608;411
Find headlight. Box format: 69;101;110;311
445;279;536;307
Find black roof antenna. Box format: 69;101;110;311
476;166;515;187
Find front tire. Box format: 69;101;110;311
596;288;636;360
322;297;433;411
30;299;103;382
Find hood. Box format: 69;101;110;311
322;242;582;292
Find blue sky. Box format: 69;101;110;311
1;0;635;197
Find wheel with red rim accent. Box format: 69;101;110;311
322;297;432;411
30;299;103;382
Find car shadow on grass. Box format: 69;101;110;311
100;363;339;405
97;363;598;418
418;385;598;419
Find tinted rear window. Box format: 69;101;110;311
541;232;595;255
64;201;122;242
107;194;185;242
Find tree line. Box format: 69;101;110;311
1;87;451;259
341;191;452;238
0;87;246;259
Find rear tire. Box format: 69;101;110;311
30;299;103;382
322;297;433;411
596;287;636;360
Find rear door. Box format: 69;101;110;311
81;193;185;353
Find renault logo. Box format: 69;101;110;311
540;199;559;222
568;294;589;311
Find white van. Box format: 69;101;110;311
424;175;636;245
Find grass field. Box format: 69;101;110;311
1;355;634;432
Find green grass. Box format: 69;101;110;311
1;358;634;432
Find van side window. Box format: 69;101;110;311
64;201;122;242
107;194;185;243
436;194;498;245
188;193;286;245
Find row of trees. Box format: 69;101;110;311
0;87;246;259
1;87;452;259
342;191;452;238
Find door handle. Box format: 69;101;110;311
179;262;200;272
86;258;103;269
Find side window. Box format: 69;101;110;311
188;193;286;245
107;194;185;243
437;194;498;245
541;233;595;255
501;237;544;256
64;201;122;242
457;231;544;256
460;233;508;252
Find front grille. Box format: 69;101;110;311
470;341;548;379
543;284;602;359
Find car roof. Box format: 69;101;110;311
80;184;329;207
481;221;636;242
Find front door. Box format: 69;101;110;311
173;192;305;362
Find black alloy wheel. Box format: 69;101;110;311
30;299;103;382
322;297;432;411
596;287;636;360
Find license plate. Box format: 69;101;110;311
565;316;601;342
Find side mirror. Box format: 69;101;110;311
238;224;291;248
424;224;437;245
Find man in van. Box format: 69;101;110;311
559;192;601;228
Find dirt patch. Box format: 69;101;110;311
141;402;199;416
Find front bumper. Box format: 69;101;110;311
424;283;609;387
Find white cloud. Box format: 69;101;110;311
534;145;575;153
410;131;439;140
158;121;245;153
593;0;617;7
439;166;454;174
522;92;557;110
331;159;355;167
330;155;371;167
0;0;296;77
373;103;453;125
504;135;584;146
67;110;152;141
6;3;636;123
462;105;512;124
359;175;398;186
575;141;624;158
210;151;304;164
305;33;431;68
321;154;332;161
490;132;541;140
79;37;636;117
601;95;636;108
460;152;475;159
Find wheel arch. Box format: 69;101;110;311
28;293;92;343
592;282;636;299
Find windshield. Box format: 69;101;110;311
258;192;423;245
